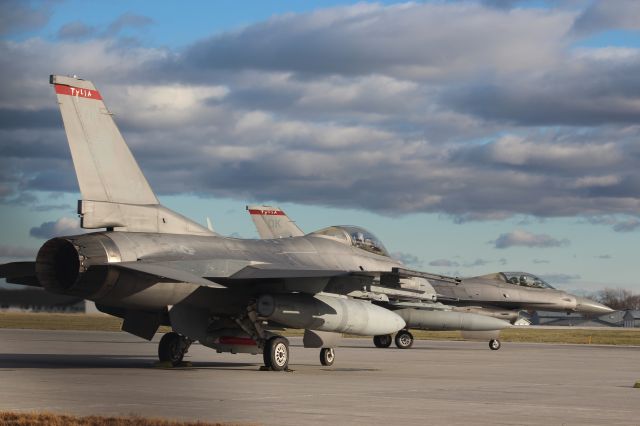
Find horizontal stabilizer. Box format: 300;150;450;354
0;262;41;287
108;262;226;288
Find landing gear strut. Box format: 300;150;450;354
395;329;414;349
489;339;501;350
158;332;192;366
373;334;393;348
319;348;335;366
263;336;290;371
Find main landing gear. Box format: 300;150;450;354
373;330;414;349
158;332;192;366
373;334;392;348
489;339;501;350
263;336;290;371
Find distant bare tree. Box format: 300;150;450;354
593;288;640;310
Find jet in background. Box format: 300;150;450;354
429;272;613;323
0;75;509;370
246;205;612;350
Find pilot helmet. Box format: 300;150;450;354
519;275;529;285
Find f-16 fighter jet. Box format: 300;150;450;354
247;205;612;350
0;75;409;369
0;75;507;369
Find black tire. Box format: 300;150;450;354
158;332;186;365
373;334;392;348
319;348;335;366
395;330;414;349
489;339;501;350
264;336;289;371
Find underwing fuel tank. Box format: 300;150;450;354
394;308;511;331
257;294;405;336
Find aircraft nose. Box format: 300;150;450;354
574;296;615;316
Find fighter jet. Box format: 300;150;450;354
429;272;613;323
246;205;612;350
0;75;506;370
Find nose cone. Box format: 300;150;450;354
574;296;615;316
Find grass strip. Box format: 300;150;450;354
0;411;248;426
1;312;639;345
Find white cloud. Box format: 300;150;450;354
492;229;570;249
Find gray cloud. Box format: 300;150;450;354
29;217;85;239
463;258;492;267
0;2;639;226
0;244;36;258
492;230;570;249
596;254;612;260
177;3;571;79
429;259;460;268
613;218;640;232
57;21;95;40
533;259;550;264
392;251;423;268
540;273;581;284
0;0;52;35
572;0;640;35
106;13;153;36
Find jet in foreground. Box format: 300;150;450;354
0;75;507;370
246;205;612;350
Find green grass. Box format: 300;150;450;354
0;412;247;425
2;312;639;346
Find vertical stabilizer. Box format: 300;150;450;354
51;75;158;205
247;205;305;238
50;75;212;236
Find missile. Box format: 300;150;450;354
394;308;511;331
257;294;405;336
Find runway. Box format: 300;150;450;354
0;329;638;425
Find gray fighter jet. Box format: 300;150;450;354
247;206;612;350
429;272;613;323
0;75;507;370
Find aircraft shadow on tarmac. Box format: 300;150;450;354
0;354;255;370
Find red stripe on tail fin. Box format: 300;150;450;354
54;84;102;100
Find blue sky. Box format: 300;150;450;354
1;0;639;293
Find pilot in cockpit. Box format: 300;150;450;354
352;232;365;244
519;275;529;286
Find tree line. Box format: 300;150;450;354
592;288;640;311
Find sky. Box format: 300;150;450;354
0;0;639;293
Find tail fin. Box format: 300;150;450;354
51;75;211;236
51;75;157;205
247;205;304;238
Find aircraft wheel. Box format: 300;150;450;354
264;336;289;371
158;332;189;365
395;330;414;349
373;334;393;348
489;339;501;350
319;348;335;366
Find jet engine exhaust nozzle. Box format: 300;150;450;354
35;234;121;297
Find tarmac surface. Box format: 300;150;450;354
0;329;638;425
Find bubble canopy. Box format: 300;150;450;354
310;226;390;257
500;272;555;289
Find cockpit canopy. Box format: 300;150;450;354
310;226;390;257
500;272;555;289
